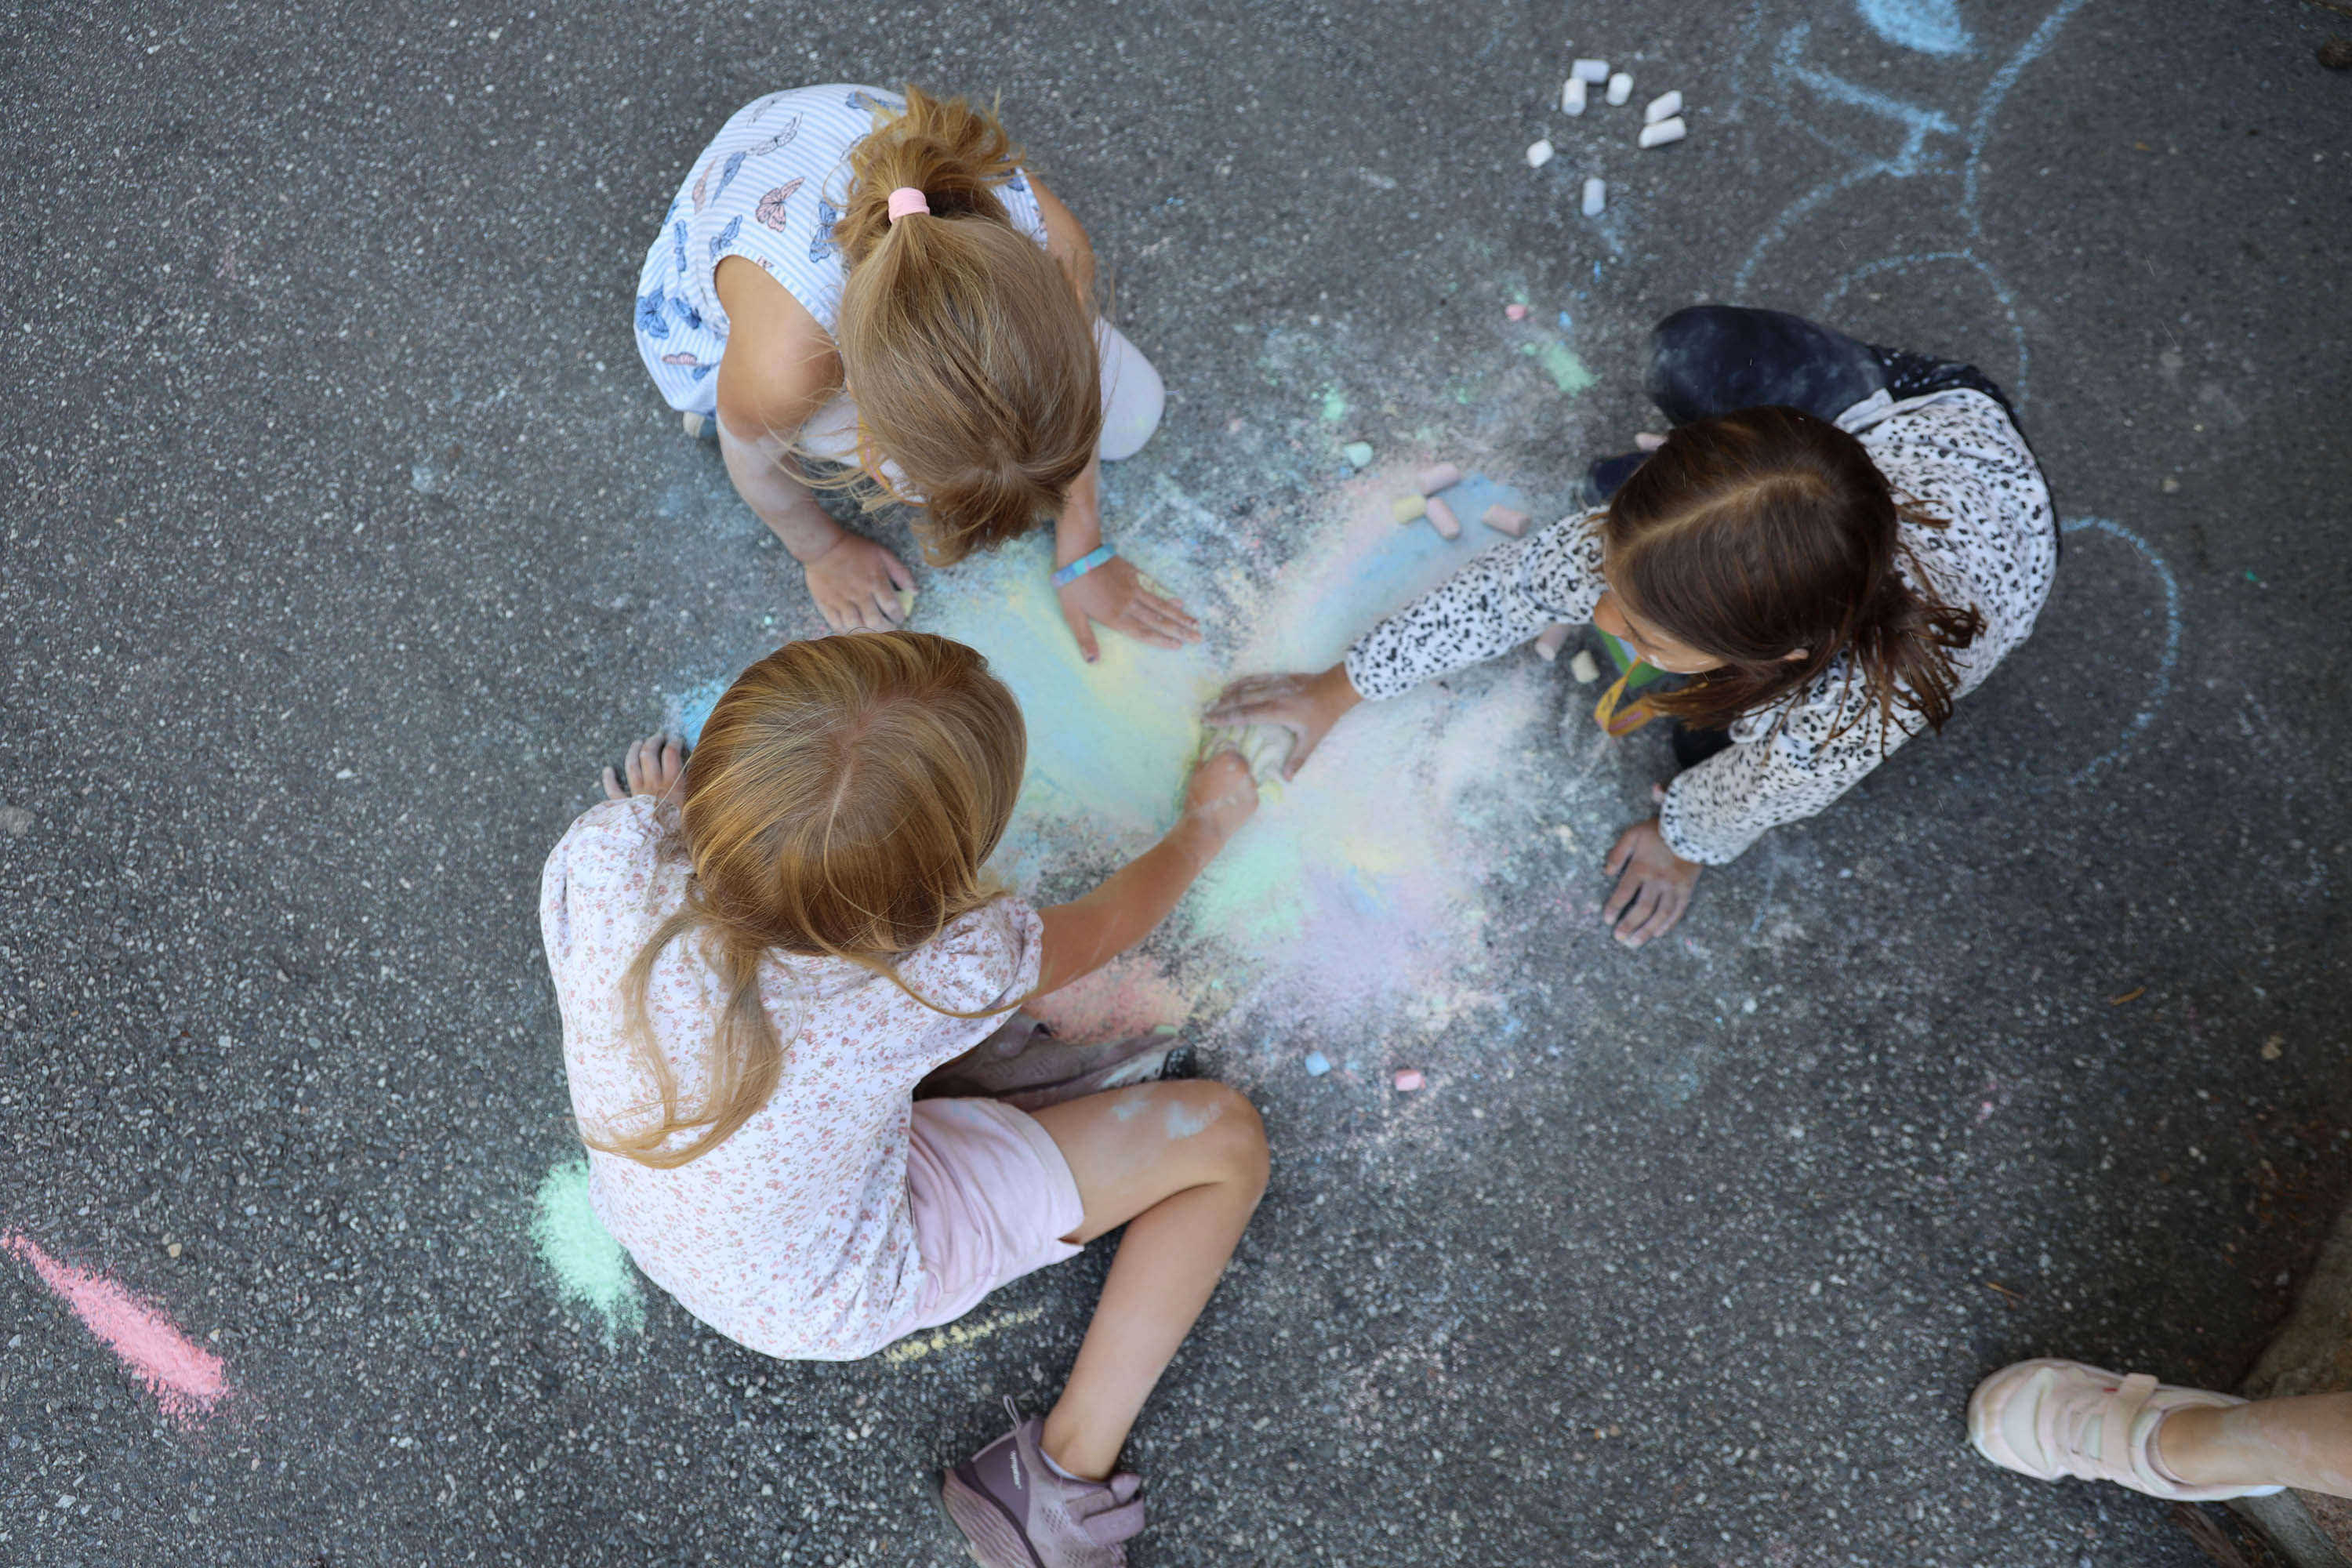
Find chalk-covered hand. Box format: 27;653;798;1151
1602;817;1701;948
802;534;913;633
1057;554;1201;662
1178;747;1260;850
603;734;688;804
1203;664;1363;781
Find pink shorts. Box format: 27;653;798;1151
898;1098;1085;1335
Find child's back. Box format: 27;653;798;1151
542;793;1045;1359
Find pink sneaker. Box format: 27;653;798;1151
1967;1358;2286;1501
940;1400;1145;1567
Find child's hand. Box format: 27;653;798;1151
803;535;915;632
1601;817;1702;947
1204;665;1362;781
1057;555;1201;662
1178;748;1259;848
602;735;688;804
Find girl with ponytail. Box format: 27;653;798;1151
1207;305;2058;947
633;85;1196;662
543;632;1265;1566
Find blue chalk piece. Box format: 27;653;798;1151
1557;311;1573;331
1302;1051;1332;1077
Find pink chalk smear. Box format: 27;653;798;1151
1030;955;1190;1044
4;1232;230;1427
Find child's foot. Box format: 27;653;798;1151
941;1402;1145;1567
1967;1359;2286;1501
918;1018;1189;1112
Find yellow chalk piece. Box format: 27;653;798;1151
1390;492;1428;524
895;586;918;622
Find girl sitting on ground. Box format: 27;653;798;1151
1208;304;2057;947
542;633;1264;1566
633;84;1196;662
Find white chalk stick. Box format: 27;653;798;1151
1534;624;1573;661
1561;76;1588;114
1424;495;1462;539
1570;57;1610;84
1643;89;1682;124
1481;504;1530;537
1581;176;1606;216
1416;462;1464;495
1568;648;1602;684
1526;137;1555;169
1639;116;1686;149
1635;430;1668;451
1606;71;1632;107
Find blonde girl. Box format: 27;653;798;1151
634;84;1198;663
541;632;1264;1566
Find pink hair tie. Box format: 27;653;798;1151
886;187;930;222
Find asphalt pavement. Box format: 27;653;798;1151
3;1;2350;1563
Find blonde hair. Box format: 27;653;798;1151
587;632;1028;1168
827;85;1101;566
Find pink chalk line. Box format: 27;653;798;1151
3;1231;231;1427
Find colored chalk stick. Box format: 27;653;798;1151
1341;441;1374;469
1482;504;1531;537
1505;302;1530;321
895;586;917;621
1569;648;1602;684
1390;492;1428;524
1534;623;1573;661
1392;1069;1425;1091
1425;495;1462;539
1304;1051;1332;1077
1416;462;1465;494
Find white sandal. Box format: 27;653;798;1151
1967;1358;2285;1501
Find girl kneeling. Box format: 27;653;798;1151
542;633;1264;1566
1211;305;2057;947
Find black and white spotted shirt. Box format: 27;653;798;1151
1342;390;2057;865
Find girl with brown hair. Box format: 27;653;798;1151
1208;305;2058;947
542;632;1263;1567
633;85;1196;662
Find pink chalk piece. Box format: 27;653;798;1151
1415;462;1465;495
1481;503;1531;538
1424;495;1462;539
1534;623;1573;661
1392;1069;1425;1092
1635;430;1668;452
1504;303;1530;321
1225;416;1246;434
3;1232;230;1427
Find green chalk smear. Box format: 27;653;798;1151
1319;386;1348;423
532;1160;643;1341
1536;342;1597;395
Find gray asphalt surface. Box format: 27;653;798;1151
4;1;2350;1564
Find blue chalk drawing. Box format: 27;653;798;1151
670;675;734;746
2056;518;2181;788
1733;0;2095;413
1857;0;1973;56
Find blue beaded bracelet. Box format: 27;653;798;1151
1050;544;1117;590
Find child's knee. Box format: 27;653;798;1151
1182;1082;1268;1191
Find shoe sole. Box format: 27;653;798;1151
938;1468;1045;1568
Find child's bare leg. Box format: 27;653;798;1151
1026;1080;1269;1480
2158;1393;2352;1497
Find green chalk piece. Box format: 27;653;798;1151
531;1160;644;1341
1537;341;1599;395
1341;441;1374;469
1319;387;1348;423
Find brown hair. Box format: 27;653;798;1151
588;632;1028;1168
826;85;1101;566
1603;405;1984;742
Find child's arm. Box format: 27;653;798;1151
1206;514;1606;775
1034;751;1257;994
712;257;915;633
1029;178;1200;662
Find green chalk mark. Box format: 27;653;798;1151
1319;386;1348;423
1536;342;1598;395
532;1160;643;1341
